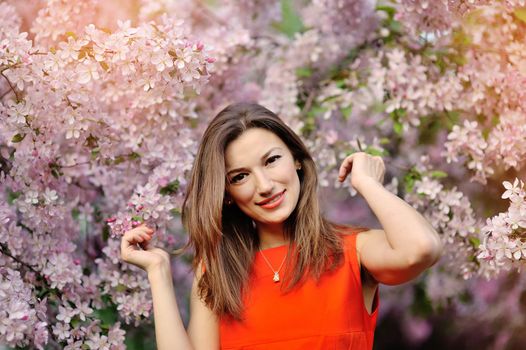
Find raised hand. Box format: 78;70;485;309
337;152;385;189
120;223;170;273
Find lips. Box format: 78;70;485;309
256;190;286;206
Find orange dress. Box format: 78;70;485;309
219;229;379;350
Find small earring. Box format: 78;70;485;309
226;199;233;205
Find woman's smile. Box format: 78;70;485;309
257;190;286;209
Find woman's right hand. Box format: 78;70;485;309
120;223;171;274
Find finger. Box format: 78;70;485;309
133;225;154;236
140;232;152;241
338;157;350;178
121;234;141;261
138;238;150;250
138;224;154;234
123;230;145;245
338;155;355;180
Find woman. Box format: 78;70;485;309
120;102;443;350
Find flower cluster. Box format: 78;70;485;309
405;155;481;281
478;178;526;276
1;0;213;347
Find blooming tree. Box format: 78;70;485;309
1;0;525;349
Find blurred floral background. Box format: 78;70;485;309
1;0;525;349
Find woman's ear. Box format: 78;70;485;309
295;160;302;170
224;193;233;205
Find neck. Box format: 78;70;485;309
256;222;288;250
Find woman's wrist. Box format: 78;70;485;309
353;175;382;194
147;261;173;283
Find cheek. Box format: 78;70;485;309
229;186;254;204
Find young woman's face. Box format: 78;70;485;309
224;128;301;228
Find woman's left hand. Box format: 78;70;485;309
337;152;385;190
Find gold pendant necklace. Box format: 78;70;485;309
259;247;287;283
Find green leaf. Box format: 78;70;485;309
71;207;80;220
388;20;403;34
371;102;387;114
128;152;141;161
159;180;180;196
429;170;448;179
458;289;473;304
514;7;526;24
113;155;126;165
364;147;385;157
295;67;312;78
131;215;143;222
491;114;500;127
93;205;103;223
91;148;100;159
102;224;110;242
335;79;347;89
115;283;128;293
403;167;422;194
7;190;22;205
307;105;327;118
11;133;26;143
125;323;158;350
411;280;433;317
49;162;63;179
376;5;396;19
70;316;82;329
393;120;403;136
469;237;481;248
341;106;353;120
272;0;304;38
93;303;119;327
51;168;61;179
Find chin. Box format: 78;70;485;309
256;209;293;225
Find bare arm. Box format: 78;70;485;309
120;225;218;350
355;177;443;285
148;263;195;350
337;152;443;285
187;266;220;348
148;262;219;350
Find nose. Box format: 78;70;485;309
254;169;274;196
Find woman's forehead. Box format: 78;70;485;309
224;129;288;169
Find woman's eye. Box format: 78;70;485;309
266;155;281;165
230;173;246;183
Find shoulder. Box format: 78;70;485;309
345;228;385;271
336;225;374;254
336;225;373;241
355;228;385;253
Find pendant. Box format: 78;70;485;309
273;272;280;283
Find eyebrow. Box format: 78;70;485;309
226;147;282;176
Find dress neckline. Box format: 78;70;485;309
257;243;289;254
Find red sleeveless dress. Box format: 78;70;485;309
219;229;379;349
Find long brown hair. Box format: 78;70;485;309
182;102;361;320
